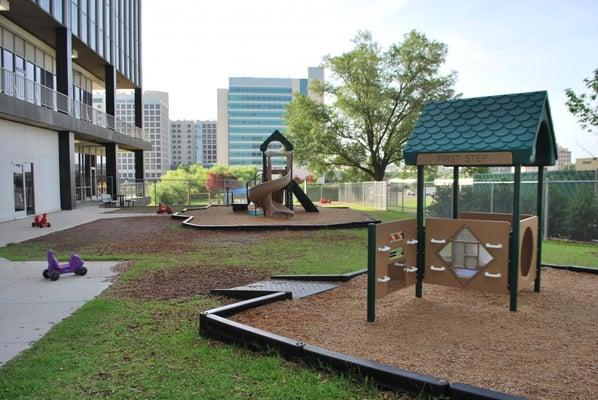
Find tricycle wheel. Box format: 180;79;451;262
32;222;36;227
43;269;49;279
75;266;88;276
46;222;51;227
49;271;60;281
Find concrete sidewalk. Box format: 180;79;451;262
0;259;119;366
0;205;153;247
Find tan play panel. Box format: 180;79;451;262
235;268;598;399
185;206;374;226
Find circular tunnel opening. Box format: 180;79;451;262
520;227;534;277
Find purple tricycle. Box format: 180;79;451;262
43;250;87;281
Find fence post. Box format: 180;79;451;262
543;179;549;239
401;183;405;213
490;182;494;213
153;181;157;206
187;180;191;206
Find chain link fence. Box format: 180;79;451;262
305;170;598;241
117;178;247;207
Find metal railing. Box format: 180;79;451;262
1;67;144;140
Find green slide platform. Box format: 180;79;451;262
292;181;319;212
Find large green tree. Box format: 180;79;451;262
285;31;457;181
565;68;598;134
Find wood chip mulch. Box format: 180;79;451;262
106;264;270;300
234;268;598;399
24;216;293;254
186;206;374;226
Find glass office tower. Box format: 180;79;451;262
217;67;324;167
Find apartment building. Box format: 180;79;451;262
0;0;148;222
170;120;196;168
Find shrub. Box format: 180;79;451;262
564;189;598;241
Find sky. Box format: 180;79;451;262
142;0;598;160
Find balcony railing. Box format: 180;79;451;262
1;68;145;141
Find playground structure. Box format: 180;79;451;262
367;91;558;318
246;130;318;217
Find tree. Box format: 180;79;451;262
565;69;598;134
285;30;457;181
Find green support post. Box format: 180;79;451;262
452;166;459;219
416;165;425;298
367;223;376;322
509;165;522;311
534;167;544;292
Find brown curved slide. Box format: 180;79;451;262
248;170;294;217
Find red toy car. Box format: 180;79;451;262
157;203;173;214
32;213;51;228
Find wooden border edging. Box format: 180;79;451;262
199;287;529;399
542;263;597;274
171;206;379;230
448;383;526;400
302;343;448;395
271;268;367;282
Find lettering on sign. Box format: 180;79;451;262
417;152;513;166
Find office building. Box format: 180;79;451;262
0;0;148;222
170;119;196;168
197;120;216;167
217;67;324;166
95;90;169;180
576;157;598;171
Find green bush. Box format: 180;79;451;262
151;164;257;206
564;189;598;241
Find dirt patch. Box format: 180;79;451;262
185;206;375;227
108;264;270;300
23;216;309;255
235;268;598;399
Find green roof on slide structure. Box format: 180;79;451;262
403;91;557;166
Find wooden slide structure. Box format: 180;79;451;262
248;163;294;217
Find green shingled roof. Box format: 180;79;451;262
403;91;557;166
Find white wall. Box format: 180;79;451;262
0;119;61;222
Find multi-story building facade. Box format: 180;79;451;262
94;90;169;180
551;146;572;170
170;120;196;168
197;120;216;167
0;0;148;222
216;67;324;167
575;157;598;171
137;91;169;179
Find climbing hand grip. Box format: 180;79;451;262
430;239;446;244
392;262;405;267
485;243;503;249
403;266;417;273
484;271;502;279
378;245;391;252
406;239;418;245
430;265;445;272
377;276;391;283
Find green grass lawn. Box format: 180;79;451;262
0;206;595;399
542;240;598;268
